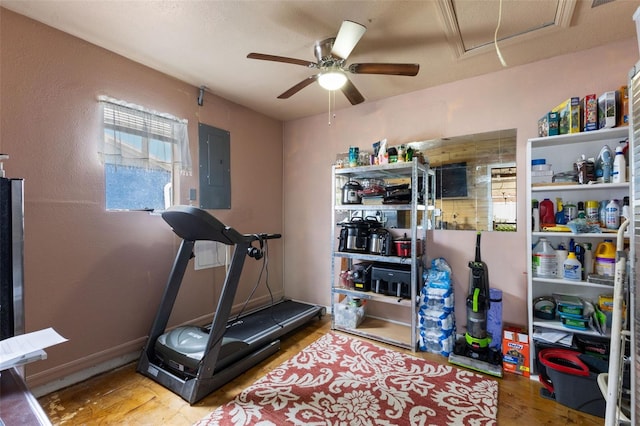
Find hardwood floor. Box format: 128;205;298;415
37;316;603;425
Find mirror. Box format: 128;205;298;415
409;129;517;232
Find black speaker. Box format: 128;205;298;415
247;235;264;260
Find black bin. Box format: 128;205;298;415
538;348;605;418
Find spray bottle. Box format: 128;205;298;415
612;146;626;183
555;198;566;225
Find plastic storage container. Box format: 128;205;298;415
334;298;366;328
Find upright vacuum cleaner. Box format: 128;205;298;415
449;232;503;377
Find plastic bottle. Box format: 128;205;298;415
532;200;540;232
598;145;613;183
586;200;599;225
533;238;557;278
605;199;620;230
555;248;568;278
599;200;608;227
620;85;629;126
574;244;585;280
539;198;555;228
555;198;566;225
595;240;616;277
397;145;406;162
621;196;630;223
612;146;626;183
563;202;577;223
563;252;582;281
583;242;593;277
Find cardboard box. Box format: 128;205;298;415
598;91;617;129
537;111;559;137
502;326;530;377
552;97;580;134
581;94;597;132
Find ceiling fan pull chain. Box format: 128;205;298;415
328;90;332;126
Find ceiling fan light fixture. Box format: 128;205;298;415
318;70;347;91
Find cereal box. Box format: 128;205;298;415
552;97;580;134
581;94;597;131
537;111;559;137
502;326;530;377
598;91;617;129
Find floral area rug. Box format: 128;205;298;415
194;332;498;425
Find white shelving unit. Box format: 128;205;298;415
330;159;432;350
526;126;631;375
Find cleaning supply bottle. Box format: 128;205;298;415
532;200;540;232
621;196;630;223
539;198;555;229
586;200;599;225
574;244;585;280
597;145;613;183
533;237;556;278
599;200;608;227
595;240;616;277
612;145;626;183
555;198;566;225
583;242;593;277
563;202;577;223
555;248;568;278
605;199;620;230
563;252;582;281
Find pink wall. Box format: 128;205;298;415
282;37;638;330
1;9;285;387
2;5;638;390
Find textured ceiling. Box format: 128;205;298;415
2;0;639;121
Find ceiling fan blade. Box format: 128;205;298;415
277;75;319;99
247;53;315;68
331;20;366;60
349;63;419;76
341;78;365;105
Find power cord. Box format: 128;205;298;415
197;238;284;372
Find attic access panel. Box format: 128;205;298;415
439;0;574;57
199;123;231;209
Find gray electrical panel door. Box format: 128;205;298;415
199;123;230;209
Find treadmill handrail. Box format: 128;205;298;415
161;206;280;245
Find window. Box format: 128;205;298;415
98;97;191;211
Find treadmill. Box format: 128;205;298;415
136;205;325;404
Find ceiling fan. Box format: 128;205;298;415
247;20;420;105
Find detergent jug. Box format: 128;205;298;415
595;240;616;277
539;198;555;229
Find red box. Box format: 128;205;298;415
502;326;530;377
581;94;597;132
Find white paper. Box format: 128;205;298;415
0;327;67;370
532;327;572;345
194;240;227;270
